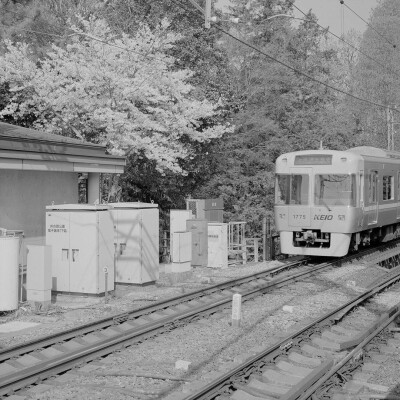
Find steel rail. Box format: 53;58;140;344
0;257;308;363
2;237;397;363
0;257;347;396
296;304;400;400
1;242;399;397
1;259;324;396
181;265;400;400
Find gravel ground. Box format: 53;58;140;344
0;261;282;348
25;283;352;400
2;259;400;399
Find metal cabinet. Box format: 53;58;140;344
46;204;114;294
170;210;192;262
186;219;208;267
109;202;159;284
208;223;228;268
186;198;224;222
0;233;20;311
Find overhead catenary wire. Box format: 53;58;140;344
215;25;398;112
287;0;400;82
340;0;397;49
171;0;399;114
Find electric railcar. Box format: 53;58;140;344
274;146;400;257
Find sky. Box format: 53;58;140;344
293;0;378;35
215;0;379;34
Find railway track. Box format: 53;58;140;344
182;264;400;400
1;242;400;398
0;257;309;362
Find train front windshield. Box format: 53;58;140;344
276;173;356;206
276;174;309;205
315;174;356;206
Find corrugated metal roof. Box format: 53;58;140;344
0;122;125;172
0;122;102;147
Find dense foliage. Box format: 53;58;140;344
0;0;397;237
349;0;400;150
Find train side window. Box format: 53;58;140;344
383;175;394;201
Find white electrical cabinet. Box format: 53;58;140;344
0;235;20;311
109;202;159;284
46;204;114;294
170;231;192;272
170;210;192;262
208;223;228;269
26;245;52;304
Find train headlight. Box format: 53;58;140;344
338;215;345;221
296;232;300;237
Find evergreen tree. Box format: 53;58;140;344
351;0;400;150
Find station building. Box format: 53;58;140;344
0;122;125;263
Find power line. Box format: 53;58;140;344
215;25;398;112
172;0;399;114
17;28;169;63
288;1;400;82
340;0;397;49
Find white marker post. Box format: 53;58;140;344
104;267;109;304
232;293;242;327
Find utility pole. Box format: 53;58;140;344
188;0;212;28
205;0;212;28
340;0;345;37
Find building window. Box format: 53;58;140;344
383;175;394;200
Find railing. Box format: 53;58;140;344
245;238;259;262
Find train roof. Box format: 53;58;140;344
277;147;400;162
347;146;400;159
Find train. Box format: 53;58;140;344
274;146;400;257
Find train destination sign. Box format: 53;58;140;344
294;155;332;165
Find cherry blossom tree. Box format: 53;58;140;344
0;16;231;173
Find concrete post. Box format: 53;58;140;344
87;173;100;204
232;293;242;327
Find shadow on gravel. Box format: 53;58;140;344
157;289;324;398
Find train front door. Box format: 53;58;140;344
368;170;378;225
288;168;311;227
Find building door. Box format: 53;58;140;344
368;170;378;225
186;219;208;267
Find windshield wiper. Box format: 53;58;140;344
319;199;332;212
